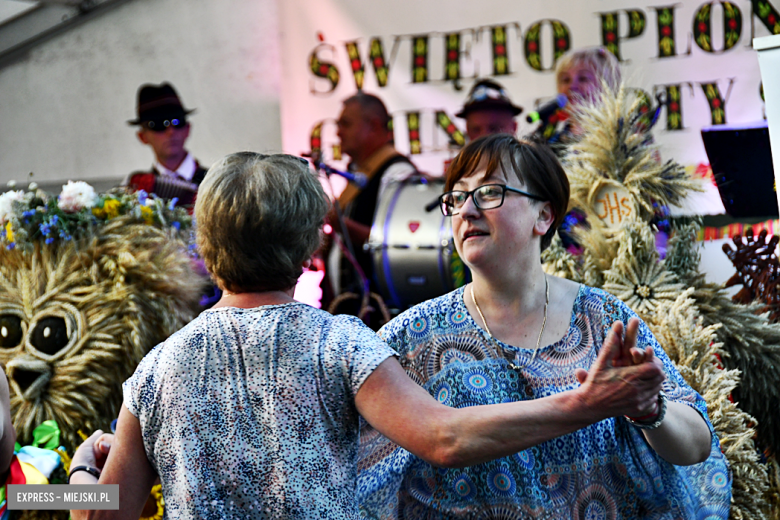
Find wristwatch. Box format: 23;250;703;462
625;391;668;430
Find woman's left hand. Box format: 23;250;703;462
611;318;662;372
71;430;114;475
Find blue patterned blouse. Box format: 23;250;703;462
358;285;731;519
123;303;396;519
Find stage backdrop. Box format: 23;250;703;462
280;0;780;197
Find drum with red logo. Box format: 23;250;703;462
367;179;469;309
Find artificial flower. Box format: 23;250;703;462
0;190;25;224
104;198;122;219
0;183;190;251
140;205;154;225
58;181;97;213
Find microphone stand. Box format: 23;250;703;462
313;161;371;320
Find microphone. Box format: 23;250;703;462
425;198;440;213
314;162;368;189
526;94;568;124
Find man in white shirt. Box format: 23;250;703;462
331;94;418;290
124;83;208;206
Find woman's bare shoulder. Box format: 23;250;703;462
548;276;582;308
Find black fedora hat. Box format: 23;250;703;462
456;79;523;118
127;83;195;126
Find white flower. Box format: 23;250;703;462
58;181;97;213
0;190;25;224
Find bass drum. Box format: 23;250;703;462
368;179;470;309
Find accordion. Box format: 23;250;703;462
128;172;198;206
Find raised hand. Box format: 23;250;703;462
574;320;665;421
70;430;115;474
607;317;646;367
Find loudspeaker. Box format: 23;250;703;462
701;122;778;218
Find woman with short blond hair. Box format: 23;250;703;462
556;46;622;102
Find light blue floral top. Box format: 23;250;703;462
124;303;396;519
358;285;731;519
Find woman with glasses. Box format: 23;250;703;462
358;134;730;519
68;151;669;520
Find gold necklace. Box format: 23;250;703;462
471;275;549;370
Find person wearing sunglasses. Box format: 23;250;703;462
123;83;209;206
358;134;729;519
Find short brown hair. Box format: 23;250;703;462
195;152;329;293
445;134;569;251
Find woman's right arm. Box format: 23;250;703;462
355;320;665;468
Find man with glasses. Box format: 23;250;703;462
124;83;208;206
456;78;523;141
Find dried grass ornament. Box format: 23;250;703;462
0;217;202;449
542;83;777;519
0;182;203;520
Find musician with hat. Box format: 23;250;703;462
456;78;523;141
125;82;219;308
124;83;208;206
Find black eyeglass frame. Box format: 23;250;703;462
142;118;188;132
438;183;546;216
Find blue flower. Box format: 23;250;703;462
45;237;54;245
137;190;148;205
6;243;14;250
172;221;181;231
22;210;36;218
168;197;179;210
51;215;59;225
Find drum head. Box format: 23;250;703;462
368;180;469;308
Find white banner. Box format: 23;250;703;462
280;0;780;182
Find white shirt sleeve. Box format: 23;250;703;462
377;161;419;203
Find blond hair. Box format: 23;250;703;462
195;152;328;293
556;47;621;92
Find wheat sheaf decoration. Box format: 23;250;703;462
602;222;686;315
543;83;777;518
648;292;770;520
561;83;701;229
0;181;204;450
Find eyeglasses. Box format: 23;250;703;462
439;183;545;216
143;118;187;132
